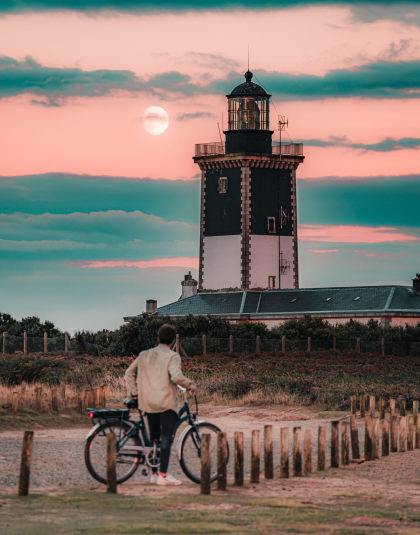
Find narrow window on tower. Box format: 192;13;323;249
267;217;276;233
268;276;276;289
218;177;228;194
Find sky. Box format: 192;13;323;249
1;0;419;332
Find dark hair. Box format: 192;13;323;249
157;323;176;345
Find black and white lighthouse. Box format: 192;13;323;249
193;71;304;291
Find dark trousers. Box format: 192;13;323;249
147;410;179;474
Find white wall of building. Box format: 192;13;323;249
249;235;295;289
202;235;242;289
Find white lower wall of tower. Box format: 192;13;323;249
202;235;242;289
249;235;295;289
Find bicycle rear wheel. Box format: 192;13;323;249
85;420;142;484
178;422;228;484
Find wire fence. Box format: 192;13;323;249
1;332;420;357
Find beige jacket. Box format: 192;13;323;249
124;343;195;413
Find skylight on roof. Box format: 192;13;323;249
290;298;297;303
353;296;361;301
325;297;332;302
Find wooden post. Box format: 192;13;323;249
379;398;385;420
331;421;339;468
390;415;398;452
256;335;260;354
356;337;360;353
303;429;312;474
382;419;389;456
229;334;233;353
264;425;273;479
350;395;356;415
350;415;360;460
234;432;244;486
106;432;117;493
360;395;365;418
332;336;336;351
23;331;27;355
407;415;414;451
175;334;180;354
281;335;286;353
372;417;379;460
307;336;311;353
12;391;19;412
280;427;289;478
381;337;385;356
35;387;42;412
399;398;406;417
293;427;302;476
202;334;207;356
2;331;6;355
60;383;66;403
100;385;106;408
317;425;326;471
200;433;211;495
18;431;34;496
94;387;101;409
341;421;350;466
413;400;419;425
416;415;420;449
364;416;373;461
217;432;227;491
389;398;396;417
399;416;406;452
43;332;48;353
51;388;59;412
369;395;375;416
64;333;69;354
250;430;260;483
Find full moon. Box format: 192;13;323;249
142;106;169;135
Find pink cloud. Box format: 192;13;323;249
299;225;419;243
309;249;341;254
68;257;199;270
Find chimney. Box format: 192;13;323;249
180;271;198;300
146;299;157;314
413;273;420;293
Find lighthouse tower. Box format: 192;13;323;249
193;71;304;291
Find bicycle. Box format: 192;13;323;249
84;387;229;484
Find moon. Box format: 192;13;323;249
142;106;169;135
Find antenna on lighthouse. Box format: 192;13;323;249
278;115;288;157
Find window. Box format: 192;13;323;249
218;177;228;194
268;276;276;289
267;217;276;233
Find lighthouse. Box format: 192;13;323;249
193;71;304;291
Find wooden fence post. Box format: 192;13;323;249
264;425;273;479
202;334;206;356
331;421;339;468
341;421;350;465
382;419;390;456
381;337;385;356
217;432;227;491
390;415;398;452
307;337;311;353
360;395;365;418
2;331;6;355
372;417;379;460
23;331;27;355
60;383;66;403
407;415;414;451
280;428;289;478
389;398;396;417
94;387;101;409
256;335;260;354
200;433;211;495
350;415;360;459
332;336;336;351
250;430;260;483
413;400;419;425
44;332;48;353
317;425;326;471
106;432;117;494
293;427;302;476
281;335;286;353
12;391;19;412
369;395;376;416
379;398;385;420
35;387;42;412
18;431;34;496
399;398;406;417
399;417;406;452
51;388;59;412
416;415;420;449
356;338;361;353
175;334;180;354
304;429;312;474
364;415;373;461
64;333;69;355
229;335;233;353
350;395;356;415
234;432;244;486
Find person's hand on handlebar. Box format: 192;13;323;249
189;384;198;396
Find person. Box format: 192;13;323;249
124;323;197;486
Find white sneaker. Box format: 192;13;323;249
157;473;182;486
150;473;159;484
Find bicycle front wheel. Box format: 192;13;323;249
179;422;228;484
85;420;142;484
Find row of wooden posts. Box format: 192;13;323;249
350;394;418;419
2;331;70;356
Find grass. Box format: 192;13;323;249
0;490;419;534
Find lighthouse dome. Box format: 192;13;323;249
227;71;270;98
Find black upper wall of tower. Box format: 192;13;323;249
250;167;293;236
204;168;242;236
225;130;273;154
